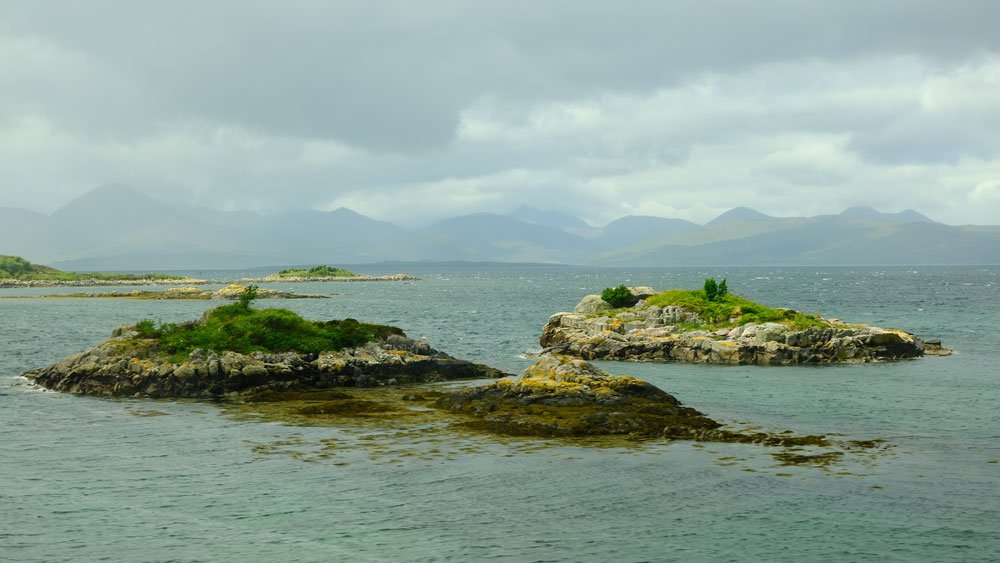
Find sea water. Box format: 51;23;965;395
1;265;998;562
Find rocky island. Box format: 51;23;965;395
245;265;418;283
541;283;951;364
0;255;207;287
25;290;503;398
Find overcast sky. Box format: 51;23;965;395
2;1;1000;226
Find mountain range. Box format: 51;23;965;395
3;184;999;269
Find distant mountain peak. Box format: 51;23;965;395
51;183;162;217
706;206;772;226
841;206;935;224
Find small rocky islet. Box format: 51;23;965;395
23;284;935;451
242;265;418;283
541;285;952;364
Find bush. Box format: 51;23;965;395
704;277;728;302
703;278;718;301
601;285;633;308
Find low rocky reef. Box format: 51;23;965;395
21;284;326;301
437;354;719;438
440;354;829;444
541;286;951;365
0;277;210;288
25;312;504;398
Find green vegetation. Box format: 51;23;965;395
703;277;728;302
274;265;358;278
0;255;185;282
644;288;825;330
601;284;633;307
132;286;401;359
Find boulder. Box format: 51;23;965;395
574;294;612;314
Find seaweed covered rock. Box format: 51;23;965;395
436;354;722;438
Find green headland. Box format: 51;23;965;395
0;255;202;286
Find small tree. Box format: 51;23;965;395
601;284;633;308
718;278;728;299
238;284;259;309
703;278;718;302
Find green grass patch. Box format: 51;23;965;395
1;255;186;281
643;289;825;330
132;302;403;360
274;265;358;278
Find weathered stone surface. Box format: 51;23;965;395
540;295;933;365
24;328;506;398
574;294;612;314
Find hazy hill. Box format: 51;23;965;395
417;213;591;263
506;205;592;232
4;184;998;268
594;215;700;249
597;214;1000;265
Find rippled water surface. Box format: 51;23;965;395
2;265;998;562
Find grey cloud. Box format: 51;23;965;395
5;1;1000;150
2;2;1000;225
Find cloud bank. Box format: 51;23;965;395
2;1;1000;225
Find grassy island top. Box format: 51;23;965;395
272;265;359;278
131;287;400;360
601;282;827;331
0;255;187;282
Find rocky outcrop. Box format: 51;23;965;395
25;330;504;398
437;354;831;444
437;354;722;437
541;296;934;365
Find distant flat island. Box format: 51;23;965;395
0;255;207;287
6;284;326;300
245;265;418;283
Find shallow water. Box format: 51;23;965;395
2;265;998;562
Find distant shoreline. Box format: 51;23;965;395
0;277;211;288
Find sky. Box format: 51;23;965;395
2;1;1000;226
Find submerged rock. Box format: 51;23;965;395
24;328;505;399
541;291;936;365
